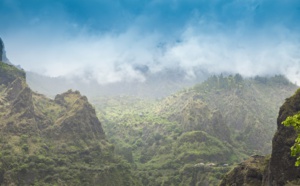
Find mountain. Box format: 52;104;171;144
92;74;297;185
0;38;3;61
26;67;210;98
0;38;11;64
2;36;299;185
191;74;298;154
220;88;300;186
0;61;139;185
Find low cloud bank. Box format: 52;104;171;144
2;0;299;84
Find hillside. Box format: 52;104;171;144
93;96;240;185
191;74;298;154
220;88;300;186
0;60;140;185
92;74;297;185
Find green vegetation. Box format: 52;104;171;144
282;112;300;166
91;74;297;185
192;74;297;154
92;95;240;185
0;61;26;85
1;59;298;185
0;62;139;185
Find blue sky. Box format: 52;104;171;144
1;0;300;84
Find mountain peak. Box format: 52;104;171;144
0;37;4;62
0;37;11;64
0;61;26;86
0;37;4;61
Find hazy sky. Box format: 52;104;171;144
1;0;300;84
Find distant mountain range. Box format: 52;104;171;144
26;67;210;98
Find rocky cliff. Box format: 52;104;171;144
0;37;3;61
0;37;10;64
0;60;139;185
267;89;300;185
220;155;269;186
220;88;300;186
0;60;25;86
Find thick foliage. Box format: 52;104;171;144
282;112;300;166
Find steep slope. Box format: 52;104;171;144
0;61;139;185
267;88;300;185
220;88;300;186
0;38;11;64
93;95;246;185
192;74;298;154
156;91;232;143
0;37;3;61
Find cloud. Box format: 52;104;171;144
4;27;163;83
162;25;300;78
1;0;300;84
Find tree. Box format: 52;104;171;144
282;113;300;166
234;74;243;83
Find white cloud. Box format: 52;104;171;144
3;16;300;85
159;25;300;83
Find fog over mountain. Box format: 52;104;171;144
1;1;300;185
1;0;300;85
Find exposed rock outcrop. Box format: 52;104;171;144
0;70;106;141
220;155;269;186
0;37;3;61
267;89;300;185
0;61;25;86
46;90;105;142
220;89;300;186
0;37;10;64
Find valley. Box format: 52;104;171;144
91;74;298;185
1;1;300;185
1;56;300;185
1;35;299;186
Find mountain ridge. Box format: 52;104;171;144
0;59;140;185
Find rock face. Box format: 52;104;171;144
0;37;3;61
47;90;105;142
0;64;105;140
267;89;300;185
219;155;269;186
219;89;300;186
0;37;10;64
0;61;25;86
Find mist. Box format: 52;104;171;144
1;0;300;84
